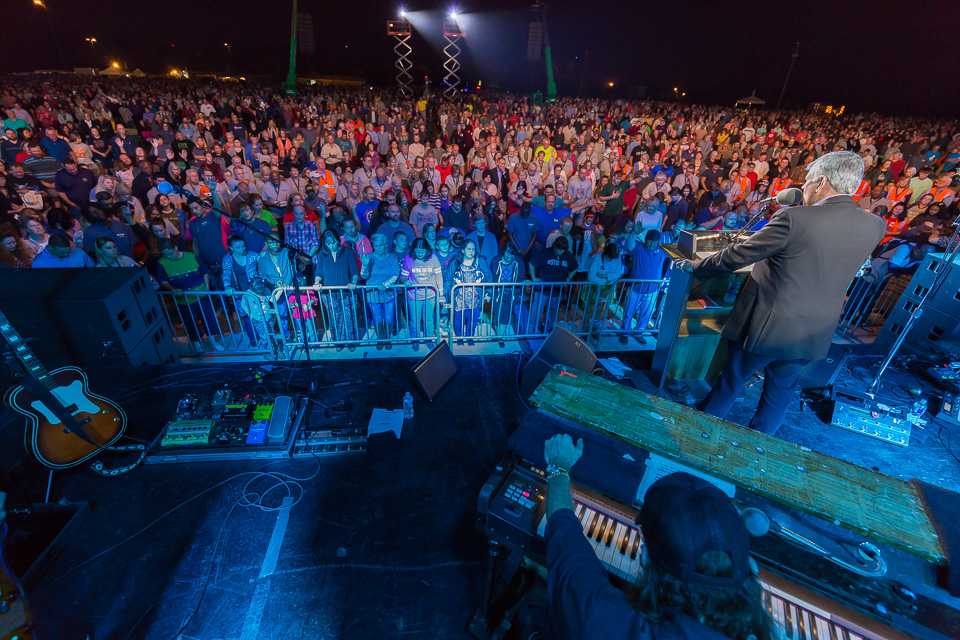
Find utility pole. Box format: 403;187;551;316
776;41;800;111
284;0;298;94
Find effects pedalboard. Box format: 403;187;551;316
146;389;305;464
829;386;926;447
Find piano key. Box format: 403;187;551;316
610;524;629;578
814;615;831;640
595;515;611;542
604;521;617;547
619;525;630;555
592;514;605;541
771;596;786;639
581;507;597;538
630;528;641;559
599;525;621;568
585;510;600;538
785;602;796;639
797;609;809;640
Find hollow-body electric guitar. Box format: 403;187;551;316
0;311;126;469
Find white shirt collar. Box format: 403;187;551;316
813;193;849;207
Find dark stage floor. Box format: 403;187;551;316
2;346;959;640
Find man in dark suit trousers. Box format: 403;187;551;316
676;151;886;435
483;157;510;200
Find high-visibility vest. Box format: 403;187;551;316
853;179;870;201
925;186;954;202
771;177;792;195
313;169;337;200
736;176;752;197
887;185;912;203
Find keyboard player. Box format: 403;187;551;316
542;434;773;640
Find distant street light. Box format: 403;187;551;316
85;37;98;70
608;82;614;87
33;0;66;69
223;42;231;53
111;61;120;69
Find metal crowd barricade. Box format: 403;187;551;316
838;273;912;337
445;279;670;349
272;283;441;352
157;289;285;358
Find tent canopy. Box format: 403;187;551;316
736;91;766;105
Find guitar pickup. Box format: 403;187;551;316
65;404;79;413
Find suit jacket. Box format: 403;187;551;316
693;195;885;361
483;168;510;197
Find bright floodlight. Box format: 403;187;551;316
400;9;406;17
449;11;458;19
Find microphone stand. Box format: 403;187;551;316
730;198;774;242
161;182;319;395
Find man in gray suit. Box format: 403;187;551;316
677;151;886;435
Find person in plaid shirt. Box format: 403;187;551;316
284;205;321;285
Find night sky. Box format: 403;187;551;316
3;0;958;117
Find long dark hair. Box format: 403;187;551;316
409;237;433;261
625;554;772;640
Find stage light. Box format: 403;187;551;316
399;9;406;17
608;82;614;87
449;11;458;19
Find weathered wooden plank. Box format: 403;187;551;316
530;366;945;564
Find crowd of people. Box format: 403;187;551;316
2;74;958;352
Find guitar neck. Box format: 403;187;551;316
0;310;53;390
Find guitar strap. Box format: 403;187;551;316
88;441;147;477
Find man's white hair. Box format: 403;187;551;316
805;151;864;195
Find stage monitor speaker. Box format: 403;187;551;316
799;343;850;389
0;267;172;366
412;341;459;401
521;327;598;398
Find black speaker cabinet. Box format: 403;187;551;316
0;268;175;366
521;327;598;398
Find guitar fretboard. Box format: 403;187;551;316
0;312;54;391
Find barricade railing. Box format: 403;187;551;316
272;283;442;353
838;273;912;337
160;279;669;358
157;289;285;358
446;279;669;348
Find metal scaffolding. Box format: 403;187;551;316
442;19;465;100
387;19;413;99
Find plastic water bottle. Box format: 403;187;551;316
403;392;414;420
723;278;742;304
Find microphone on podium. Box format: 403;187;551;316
757;187;803;207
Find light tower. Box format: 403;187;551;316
442;13;465;100
387;13;413;99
